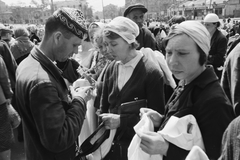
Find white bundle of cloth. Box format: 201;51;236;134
73;79;97;144
141;47;176;89
185;145;209;160
128;114;205;160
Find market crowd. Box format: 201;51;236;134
0;3;240;160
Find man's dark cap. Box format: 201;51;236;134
123;3;148;17
53;7;87;39
0;25;12;36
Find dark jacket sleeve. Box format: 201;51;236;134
195;97;234;159
0;56;13;99
0;41;17;89
145;68;165;114
144;28;157;50
30;82;86;152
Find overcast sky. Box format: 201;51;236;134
2;0;125;12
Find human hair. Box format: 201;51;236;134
14;26;30;38
44;16;74;40
84;32;90;42
104;30;139;49
196;44;207;65
165;34;207;66
169;15;186;27
216;22;221;28
93;27;104;48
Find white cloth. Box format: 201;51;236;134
141;48;176;88
104;16;139;44
169;21;210;56
128;114;161;160
73;79;97;144
128;114;205;160
160;30;167;39
185;146;209;160
87;129;117;160
159;115;205;151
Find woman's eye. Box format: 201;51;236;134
179;52;187;55
166;51;172;56
110;43;117;47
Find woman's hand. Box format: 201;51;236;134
99;113;120;129
139;131;169;156
140;108;163;128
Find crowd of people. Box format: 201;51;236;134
1;2;240;160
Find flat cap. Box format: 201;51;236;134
0;24;12;35
53;7;87;39
123;3;148;17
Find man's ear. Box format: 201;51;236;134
53;31;63;45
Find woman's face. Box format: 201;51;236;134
96;39;114;60
166;34;204;84
204;23;217;34
103;36;130;62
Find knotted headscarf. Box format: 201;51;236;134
104;16;139;44
167;21;210;56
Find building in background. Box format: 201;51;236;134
125;0;240;21
0;0;93;24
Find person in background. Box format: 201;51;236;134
15;7;93;160
10;26;35;142
99;16;165;160
91;24;114;110
168;15;186;27
73;32;94;69
0;55;14;160
10;26;35;64
0;26;14;47
203;13;228;80
124;3;157;50
139;21;235;160
27;24;41;45
37;28;45;42
219;116;240;160
221;37;240;116
87;22;109;80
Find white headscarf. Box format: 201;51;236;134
104;16;139;44
168;21;210;56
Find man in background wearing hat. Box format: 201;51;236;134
124;3;157;50
0;26;14;47
15;7;93;160
203;13;227;80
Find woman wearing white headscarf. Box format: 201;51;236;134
139;21;235;160
99;16;165;160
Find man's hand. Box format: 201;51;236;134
99;113;120;129
70;86;94;103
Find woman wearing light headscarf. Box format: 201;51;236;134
99;16;165;160
139;21;235;160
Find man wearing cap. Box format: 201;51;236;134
124;3;157;50
15;7;93;160
203;13;227;80
0;26;14;47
